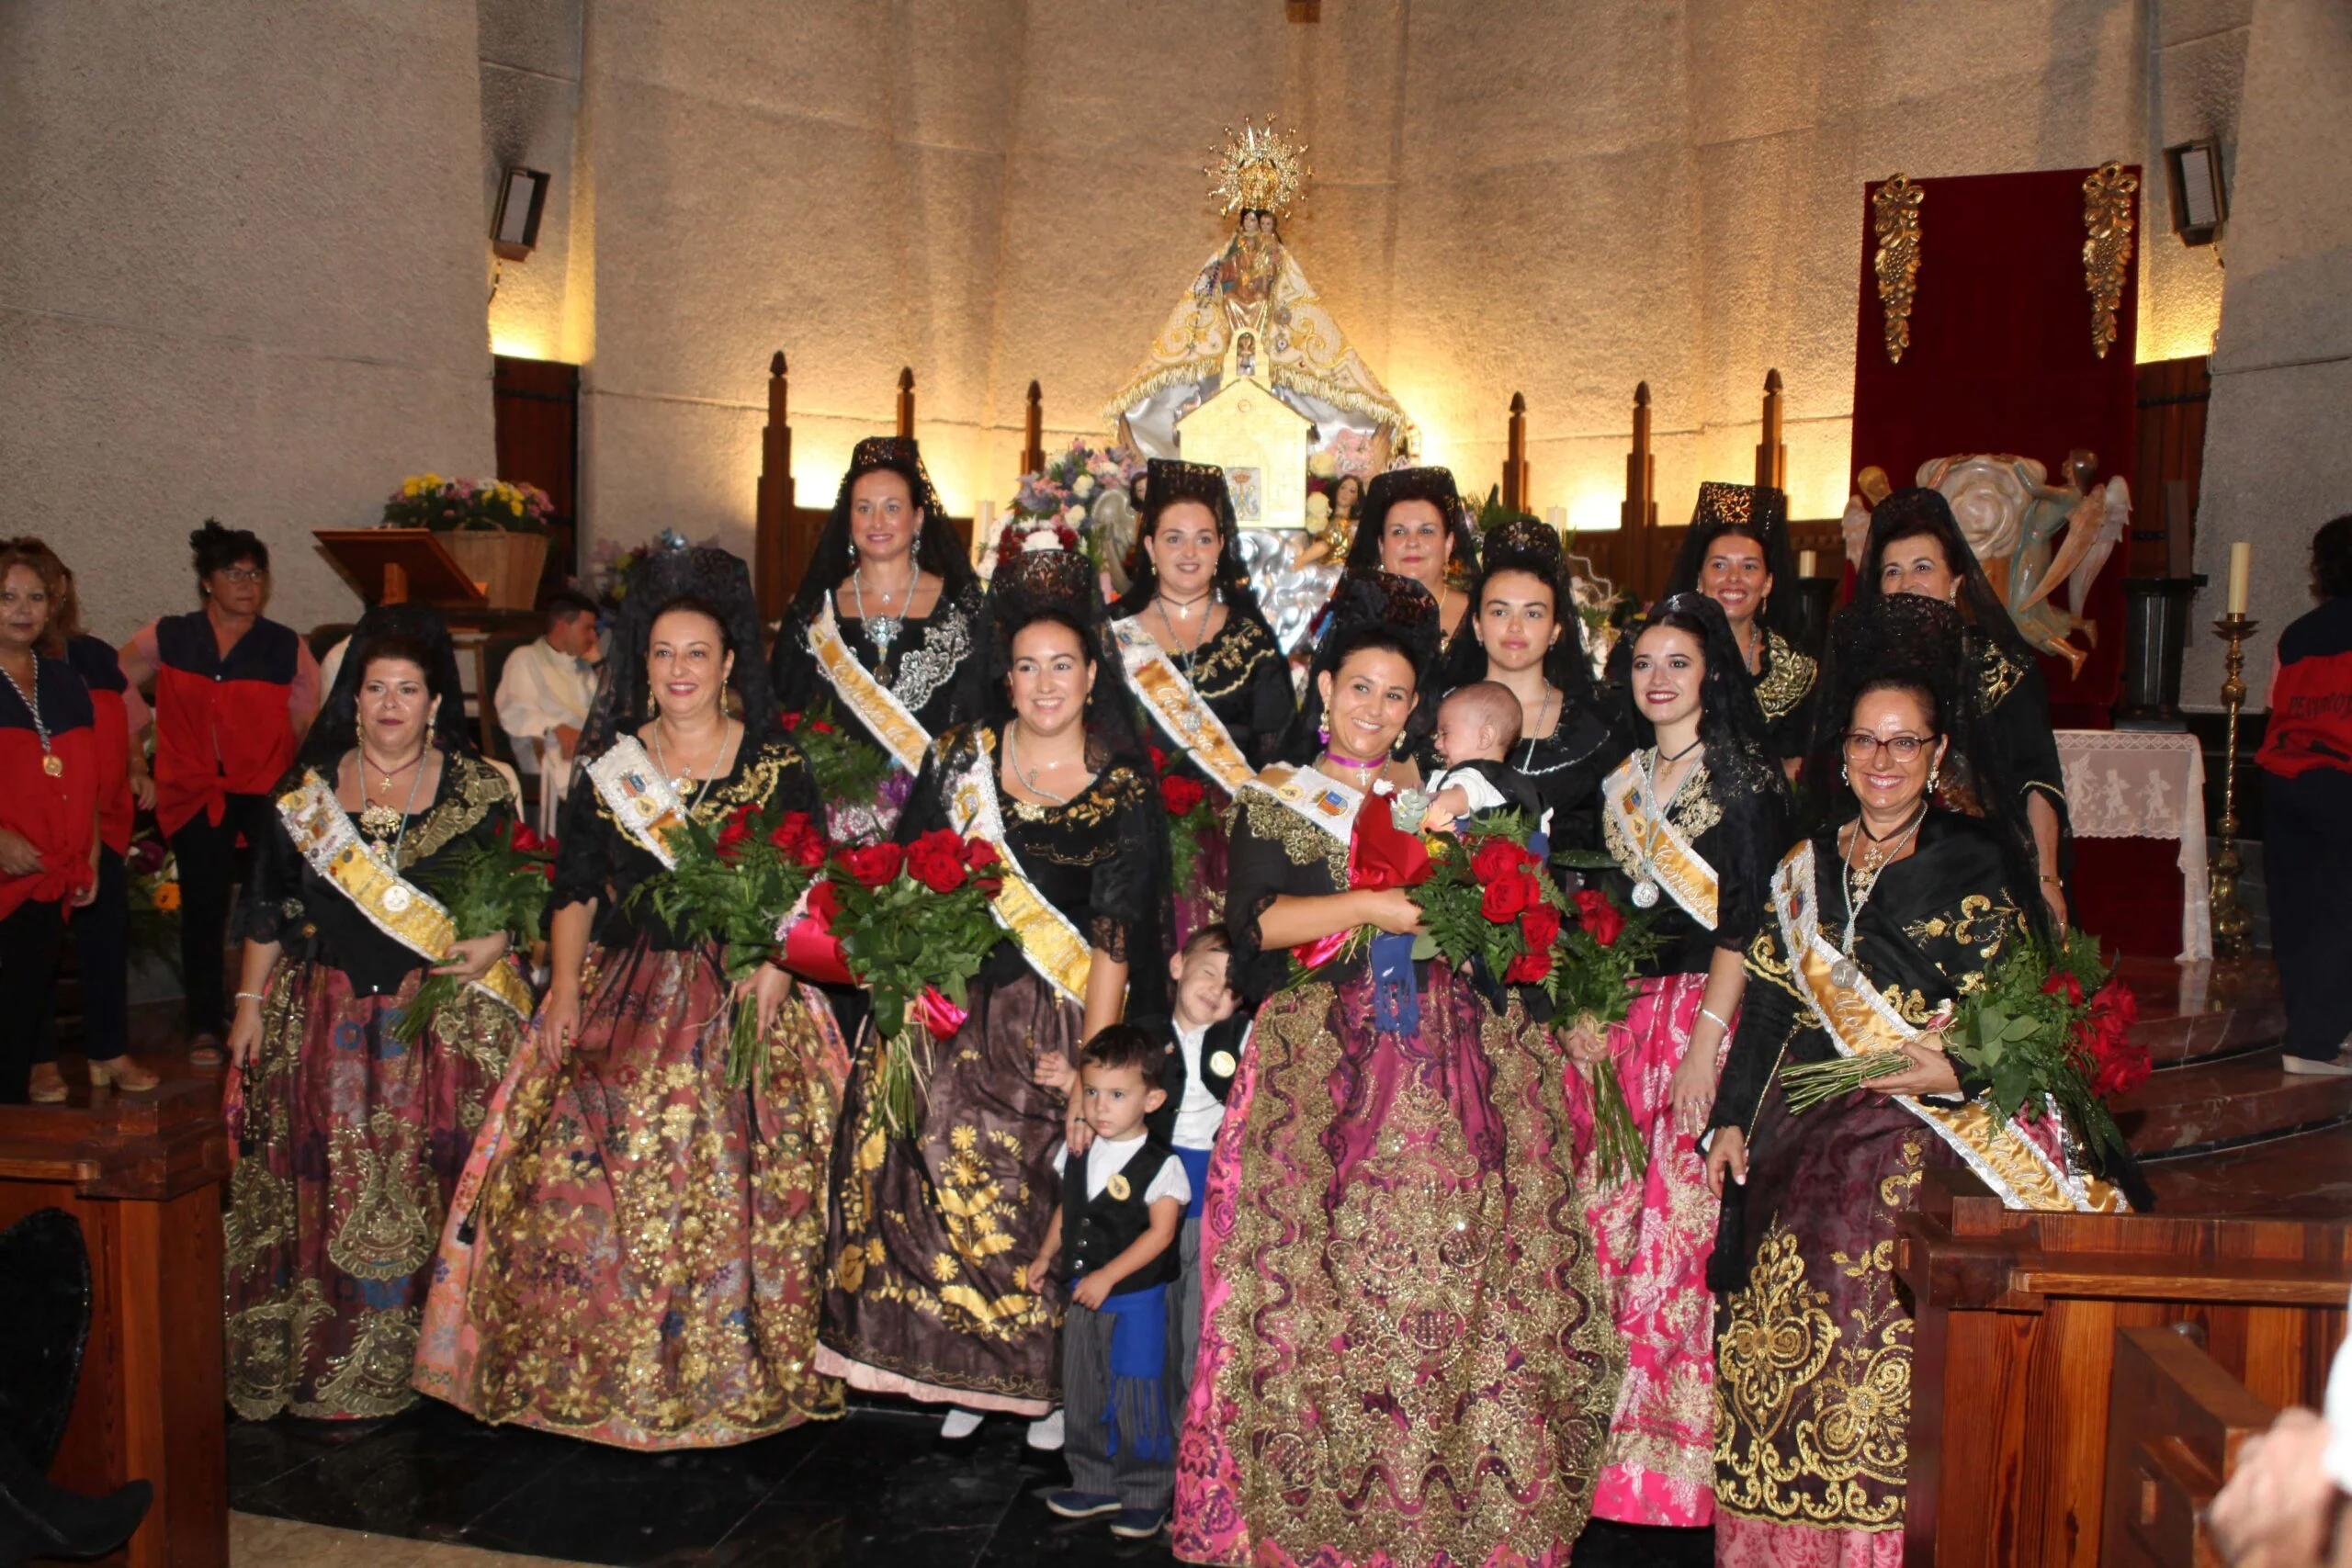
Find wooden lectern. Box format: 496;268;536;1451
313;529;486;607
0;1082;232;1567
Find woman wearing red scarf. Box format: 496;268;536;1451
1172;570;1623;1568
119;521;319;1064
0;547;99;1103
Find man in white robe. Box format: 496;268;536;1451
495;590;601;835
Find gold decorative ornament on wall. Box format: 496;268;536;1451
2083;161;2138;360
1205;118;1311;218
1872;175;1924;365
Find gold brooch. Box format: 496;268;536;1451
1209;1050;1237;1078
1106;1173;1131;1201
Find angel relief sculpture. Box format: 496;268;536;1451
1912;450;2130;679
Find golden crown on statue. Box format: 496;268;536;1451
1205;118;1311;218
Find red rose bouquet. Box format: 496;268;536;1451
1406;814;1573;995
781;705;898;839
393;819;556;1046
630;802;828;1087
1553;879;1662;1184
1778;928;2146;1170
1149;746;1219;889
820;829;1006;1137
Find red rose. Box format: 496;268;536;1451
781;710;802;731
1161;775;1207;818
841;842;905;888
1480;868;1536;921
2090;976;2138;1029
1504;946;1554;984
807;877;839;922
907;829;970;894
512;824;548;853
769;811;828;869
2041;969;2086;1007
1572;888;1626;948
1520;903;1562;952
964;838;1000;872
713;803;756;859
1149;745;1170;774
1468;839;1530;886
812;719;835;734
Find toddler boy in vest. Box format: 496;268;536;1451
1029;1024;1189;1539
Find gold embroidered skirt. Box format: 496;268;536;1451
224;958;518;1420
1713;1086;1952;1566
816;968;1078;1416
413;942;847;1450
1173;968;1623;1568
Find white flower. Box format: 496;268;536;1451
1064;504;1087;526
1023;530;1059;552
1306;492;1331;521
1072;474;1095;499
1307;450;1339;479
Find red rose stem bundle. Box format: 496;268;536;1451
1553;883;1657;1184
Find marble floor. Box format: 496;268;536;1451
226;1399;1707;1566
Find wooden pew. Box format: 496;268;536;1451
1899;1167;2351;1566
2102;1325;2275;1568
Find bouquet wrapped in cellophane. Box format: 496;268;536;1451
1777;928;2147;1169
392;819;554;1045
630;802;827;1088
1547;864;1662;1186
816;831;1006;1139
781;705;904;842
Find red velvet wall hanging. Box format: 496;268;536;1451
1849;167;2140;727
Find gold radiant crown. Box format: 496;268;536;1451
1205;118;1311;219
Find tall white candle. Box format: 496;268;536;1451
1798;549;1818;578
2227;540;2251;615
1547;506;1566;532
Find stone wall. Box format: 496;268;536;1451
0;0;497;641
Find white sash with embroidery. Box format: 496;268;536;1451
944;734;1094;1004
275;773;533;1019
1110;616;1258;797
585;736;690;870
809;597;931;773
1770;843;2123;1213
1241;762;1365;851
1600;758;1719;929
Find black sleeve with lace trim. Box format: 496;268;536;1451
235;798;306;948
1707;924;1809;1137
1709;766;1791;953
1239;637;1298;773
1086;766;1157;964
548;766;618;922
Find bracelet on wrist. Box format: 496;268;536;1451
235;990;266;1004
1698;1006;1732;1035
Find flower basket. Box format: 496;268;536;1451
438;528;549;610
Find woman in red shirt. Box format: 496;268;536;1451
0;547;99;1103
119;523;320;1066
2260;515;2352;1074
6;540;161;1101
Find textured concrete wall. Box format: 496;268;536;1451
2188;0;2352;708
0;0;496;642
482;0;584;364
568;0;2244;567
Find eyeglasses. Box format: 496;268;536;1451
1842;731;1936;762
214;567;266;583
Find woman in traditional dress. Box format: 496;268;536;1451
1562;592;1785;1535
769;435;988;837
1703;592;2140;1567
221;604;530;1420
1852;487;2069;927
416;547;846;1450
1172;570;1624;1568
2;540;160;1101
1108;458;1295;948
1656;481;1816;773
0;548;99;1105
819;547;1159;1444
119;522;322;1066
1440;516;1626;853
1341;466;1479;645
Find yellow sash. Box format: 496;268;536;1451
944;733;1094;1005
1243;761;1363;848
275;773;535;1021
809;598;931;773
1110;616;1258;797
1770;843;2126;1213
583;736;690;869
1601;757;1718;929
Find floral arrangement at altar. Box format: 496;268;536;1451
996;437;1143;571
381;474;553;534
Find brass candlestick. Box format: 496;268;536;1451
2209;613;2259;960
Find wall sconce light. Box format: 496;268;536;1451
2163;139;2227;247
492;166;551;261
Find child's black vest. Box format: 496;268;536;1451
1137;1012;1246;1145
1060;1137;1181;1296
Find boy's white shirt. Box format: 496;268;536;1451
1051;1130;1192;1207
1170;1016;1230;1150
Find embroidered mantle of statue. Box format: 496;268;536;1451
1914;451;2130;680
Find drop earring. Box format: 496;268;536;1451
1927;765;1941;796
1840;762;1850;787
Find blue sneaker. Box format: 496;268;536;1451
1109;1507;1166;1540
1043;1490;1121;1520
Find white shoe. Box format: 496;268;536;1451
939;1408;985;1440
1025;1408;1065;1451
2281;1051;2352;1077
